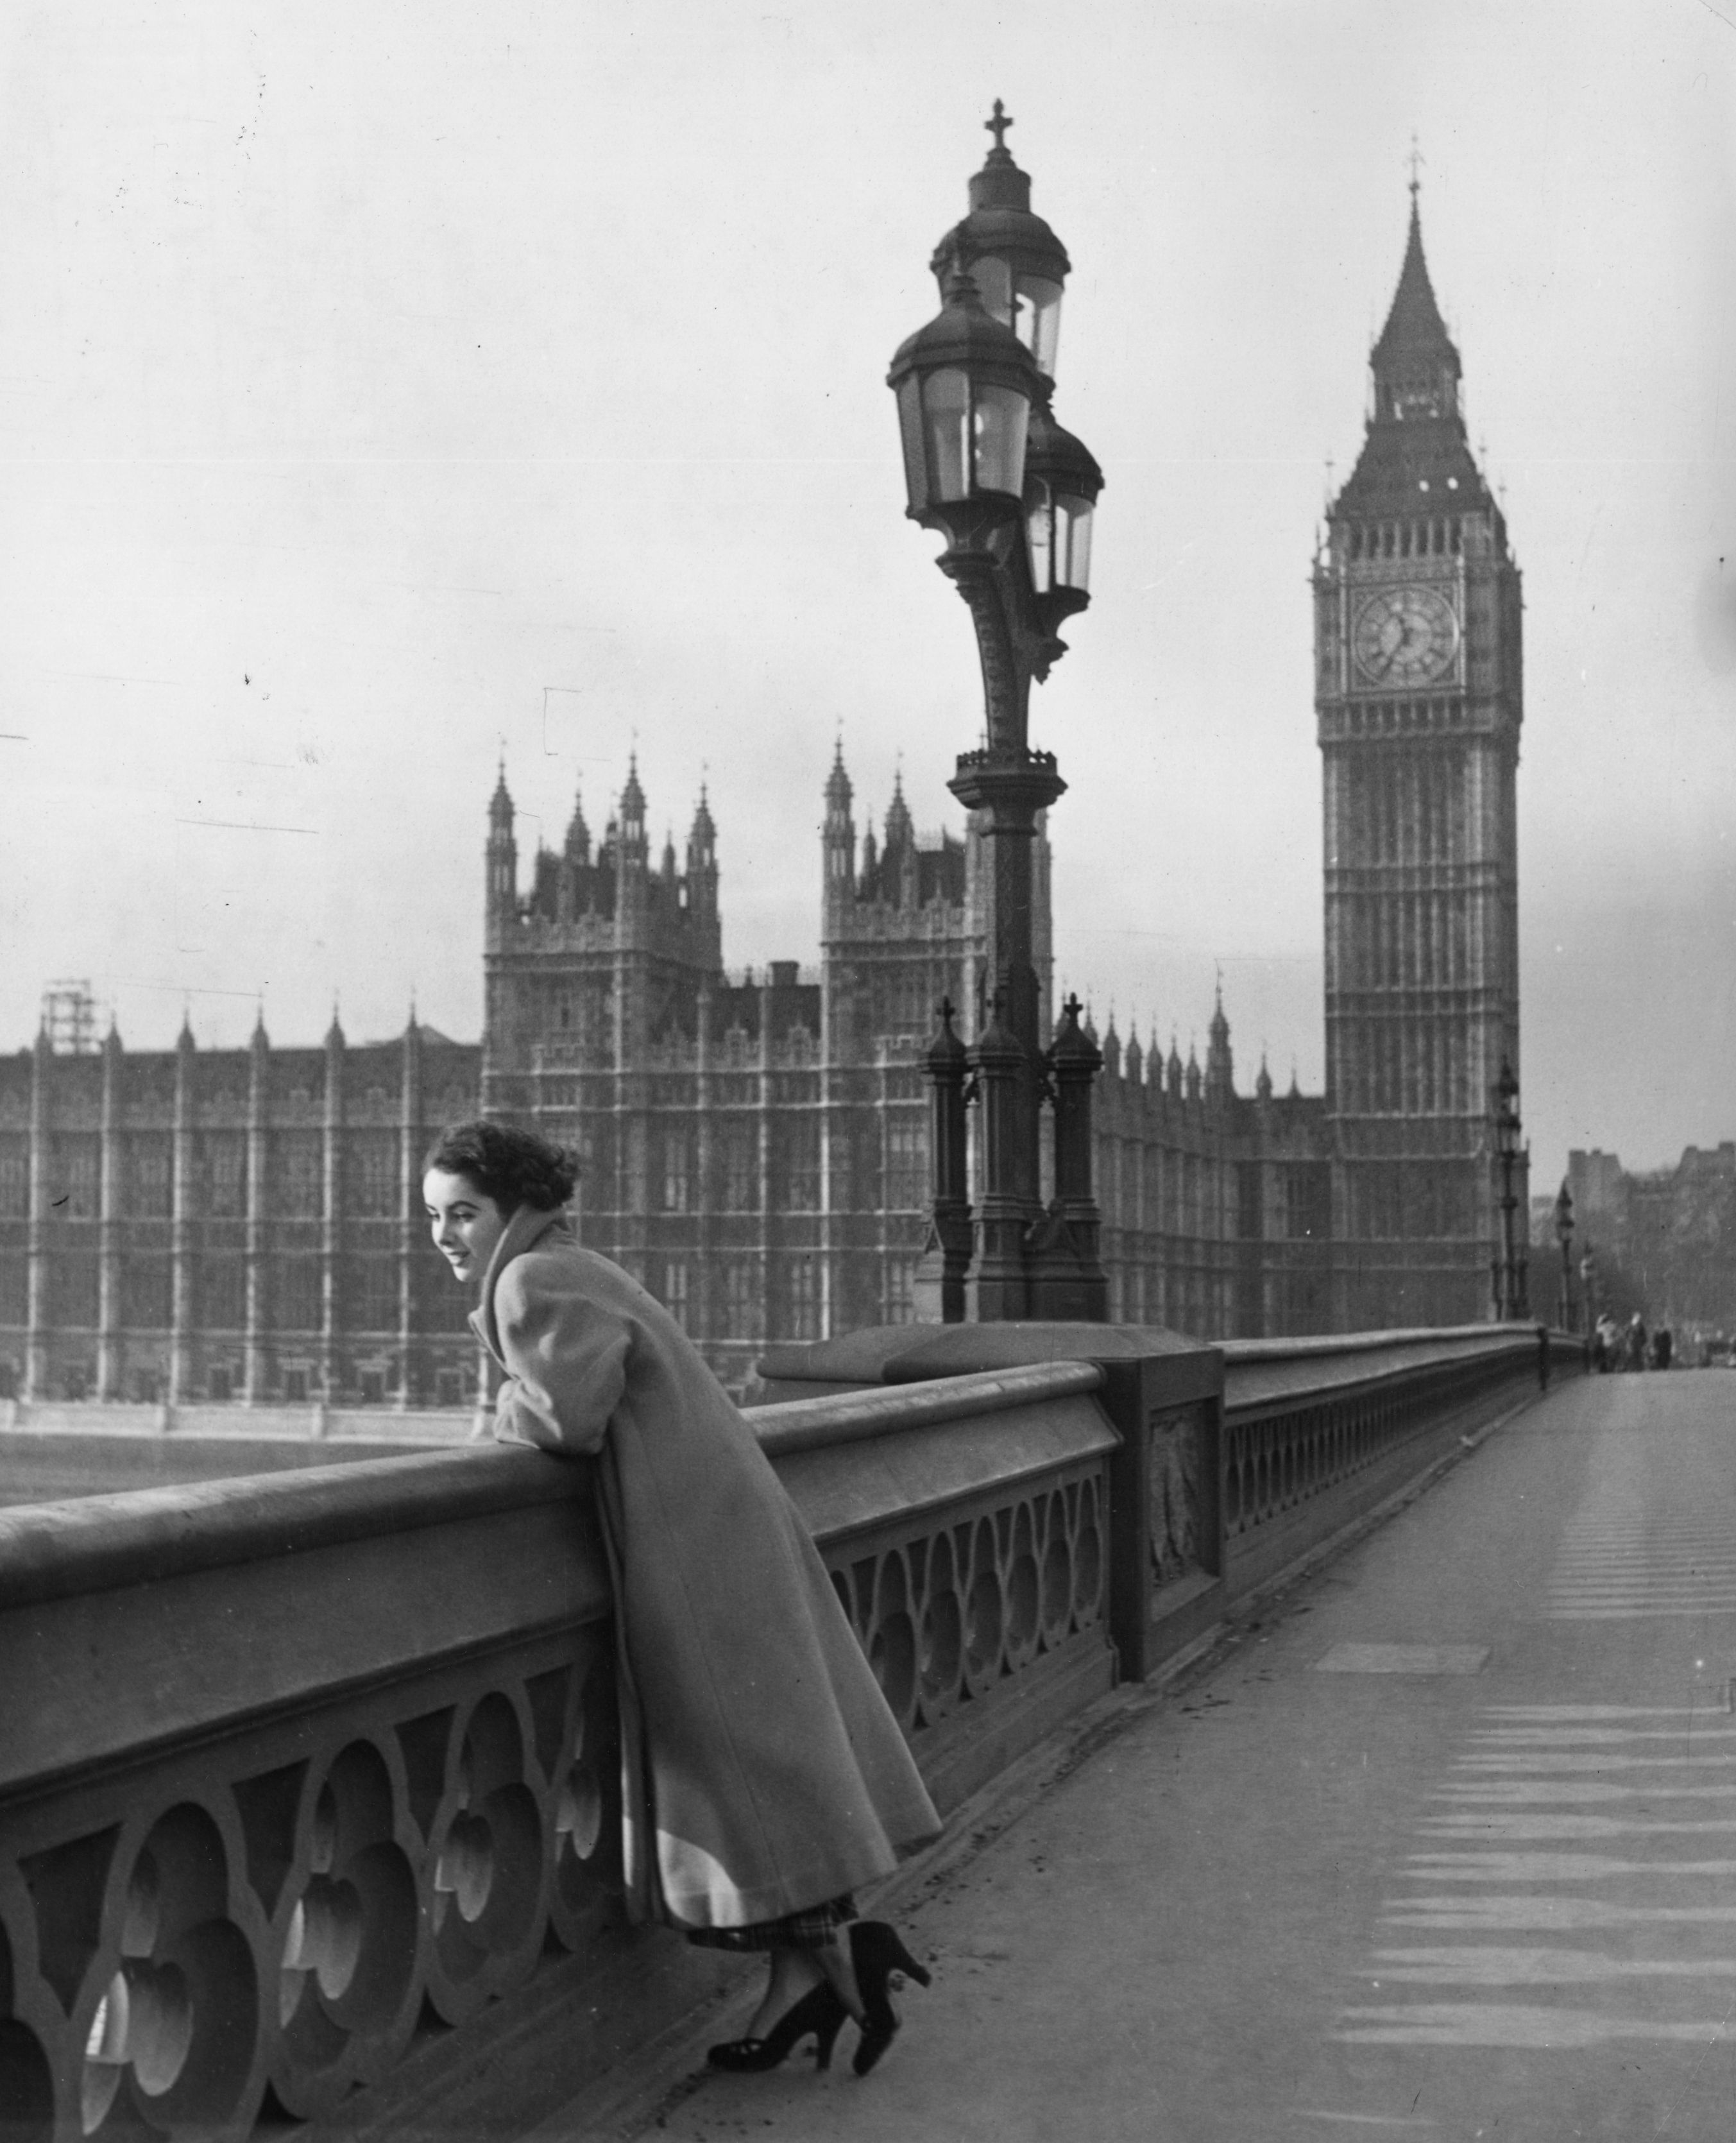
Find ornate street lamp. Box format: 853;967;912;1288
891;104;1106;1323
1490;1058;1528;1321
1553;1179;1575;1333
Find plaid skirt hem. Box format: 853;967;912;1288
684;1893;856;1953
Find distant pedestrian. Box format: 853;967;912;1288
1627;1314;1649;1371
1594;1315;1619;1373
1652;1326;1673;1371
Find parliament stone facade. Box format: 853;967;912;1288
0;194;1529;1404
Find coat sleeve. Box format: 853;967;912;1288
489;1256;631;1458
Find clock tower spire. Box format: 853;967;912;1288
1315;185;1525;1328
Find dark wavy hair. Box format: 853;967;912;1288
422;1120;579;1214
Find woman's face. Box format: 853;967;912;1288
423;1170;509;1284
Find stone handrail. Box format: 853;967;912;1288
0;1328;1570;2140
1217;1322;1570;1594
0;1360;1118;2142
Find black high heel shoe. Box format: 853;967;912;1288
846;1920;932;2077
706;1981;849;2073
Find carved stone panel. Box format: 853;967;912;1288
1146;1403;1205;1591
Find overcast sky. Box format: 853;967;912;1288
1;1;1732;1191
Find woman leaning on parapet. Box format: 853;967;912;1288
423;1119;938;2079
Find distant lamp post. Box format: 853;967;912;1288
1490;1058;1528;1321
1553;1179;1576;1332
1580;1241;1599;1334
891;101;1107;1323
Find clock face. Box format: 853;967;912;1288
1352;586;1459;687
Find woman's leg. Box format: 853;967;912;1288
812;1930;866;2024
740;1934;865;2035
742;1944;824;2038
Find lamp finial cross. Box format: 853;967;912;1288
985;99;1014;152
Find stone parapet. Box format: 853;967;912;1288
0;1325;1578;2140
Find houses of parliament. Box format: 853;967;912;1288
0;194;1528;1404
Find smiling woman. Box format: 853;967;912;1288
418;1118;940;2080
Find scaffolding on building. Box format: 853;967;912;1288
42;980;99;1055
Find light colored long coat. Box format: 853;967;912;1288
472;1205;941;1929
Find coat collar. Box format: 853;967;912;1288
467;1202;573;1360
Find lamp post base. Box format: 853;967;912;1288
1026;1204;1109;1322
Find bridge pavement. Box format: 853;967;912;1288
595;1370;1736;2143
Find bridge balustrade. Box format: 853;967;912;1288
0;1326;1572;2142
1220;1325;1581;1595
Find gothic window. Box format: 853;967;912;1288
886;1257;915;1325
121;1137;161;1219
199;1256;246;1331
273;1258;321;1332
720;1123;756;1211
123;1259;172;1328
51;1253;99;1326
885;1120;925;1210
577;1123;611;1200
0;1138;26;1218
661;1261;690;1329
201;1134;246;1218
784;1257;820;1342
43;1135;100;1220
349;1258;400;1331
721;1261;758;1340
660;1128;692;1213
781;1118;821;1212
273;1134;323;1218
348;1135;398;1218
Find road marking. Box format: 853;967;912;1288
1370;1946;1736;1985
1292;2115;1440;2128
1546;1515;1736;1619
1467;1727;1736;1743
1455;1752;1736;1771
1481;1705;1727;1718
1315;1644;1490;1675
1405;1851;1736;1880
1337;2002;1735;2048
1384;1900;1736;1929
1420;1814;1736;1839
1436;1781;1736;1803
1334;1699;1736;2050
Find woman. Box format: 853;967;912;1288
423;1121;939;2077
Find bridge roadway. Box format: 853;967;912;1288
590;1370;1736;2143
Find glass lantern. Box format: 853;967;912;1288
889;276;1040;524
966;255;1064;378
1026;481;1094;595
1022;400;1102;601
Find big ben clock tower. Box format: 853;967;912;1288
1315;182;1524;1328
